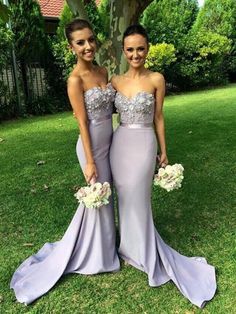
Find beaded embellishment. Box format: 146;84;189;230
84;83;115;120
115;91;155;124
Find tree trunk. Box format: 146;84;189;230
108;0;153;74
66;0;89;19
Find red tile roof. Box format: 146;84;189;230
38;0;102;18
38;0;65;18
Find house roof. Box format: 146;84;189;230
38;0;102;19
38;0;64;18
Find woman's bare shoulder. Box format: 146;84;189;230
149;71;165;89
67;71;83;93
149;71;165;82
68;68;83;84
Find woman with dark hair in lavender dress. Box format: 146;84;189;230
10;19;120;305
110;24;217;308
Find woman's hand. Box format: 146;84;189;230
84;162;98;184
158;153;168;168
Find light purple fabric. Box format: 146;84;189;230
110;91;216;308
10;86;120;305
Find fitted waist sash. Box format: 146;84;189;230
120;122;153;129
89;114;111;124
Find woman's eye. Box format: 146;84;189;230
126;48;133;52
76;41;84;46
89;37;95;43
138;47;145;51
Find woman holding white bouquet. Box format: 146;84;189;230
10;19;120;305
110;24;216;308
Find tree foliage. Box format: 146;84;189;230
0;0;69;120
177;31;231;88
0;23;14;120
142;0;198;47
0;2;10;23
51;3;75;79
0;23;12;66
141;0;234;88
193;0;236;39
9;0;47;60
145;43;177;73
98;0;110;37
193;0;236;79
84;0;104;38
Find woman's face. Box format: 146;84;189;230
70;27;96;62
123;34;148;68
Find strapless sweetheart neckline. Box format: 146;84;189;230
116;90;155;101
84;83;112;94
84;85;155;101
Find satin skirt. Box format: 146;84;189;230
110;125;216;308
10;118;120;305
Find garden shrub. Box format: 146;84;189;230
145;43;177;73
177;31;231;88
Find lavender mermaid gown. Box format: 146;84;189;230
110;91;217;308
10;83;120;305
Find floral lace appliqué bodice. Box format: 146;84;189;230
115;91;155;124
84;83;115;120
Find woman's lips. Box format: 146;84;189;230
84;51;94;56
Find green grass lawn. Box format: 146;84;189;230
0;84;236;313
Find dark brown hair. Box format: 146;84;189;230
122;24;149;46
65;18;93;43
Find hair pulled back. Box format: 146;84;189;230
65;18;93;43
122;24;149;46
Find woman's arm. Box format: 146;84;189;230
152;73;168;167
67;75;97;183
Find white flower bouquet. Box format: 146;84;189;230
153;164;184;192
74;182;111;209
